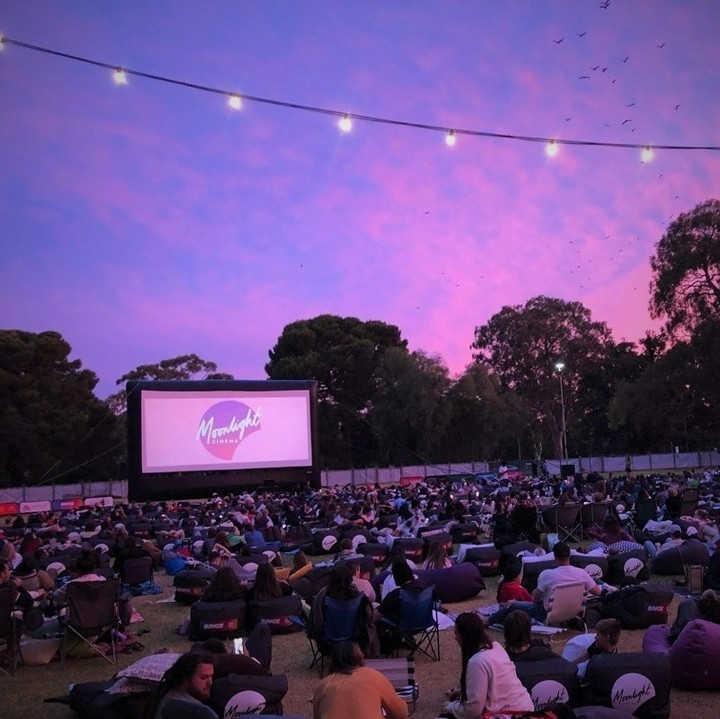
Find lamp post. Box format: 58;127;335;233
554;361;568;460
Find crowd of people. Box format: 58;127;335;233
2;465;720;717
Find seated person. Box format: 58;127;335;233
503;609;558;662
201;566;246;603
561;617;621;678
146;652;218;719
422;540;453;570
334;538;363;563
667;588;720;643
376;559;426;654
586;514;642;554
245;562;292;602
347;560;376;604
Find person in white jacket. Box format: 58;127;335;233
442;612;533;718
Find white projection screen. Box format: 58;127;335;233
126;380;319;500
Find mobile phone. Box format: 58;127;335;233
233;638;244;654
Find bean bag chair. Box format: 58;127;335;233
247;594;303;634
583;652;671;719
341;528;373;544
173;567;215;605
68;679;151;719
606;547;648;584
309;528;341;555
415;562;485;603
499;541;537;567
418;528;453;553
451;522;480;544
599;583;673;629
520;556;557;592
461;543;502;576
359;542;389;567
571;554;609;581
643;618;720;690
189;599;247;640
391;537;424;562
514;656;582;709
209;674;288;716
650;539;709;575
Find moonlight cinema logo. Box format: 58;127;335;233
196;401;262;460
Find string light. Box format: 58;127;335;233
338;114;352;132
113;67;127;85
2;36;719;157
641;146;654;163
545;140;559;157
445;130;457;147
228;93;242;110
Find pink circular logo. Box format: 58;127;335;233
196;400;262;460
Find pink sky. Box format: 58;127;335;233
2;1;719;399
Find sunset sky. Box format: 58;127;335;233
2;1;719;399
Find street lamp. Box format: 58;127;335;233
554;360;568;460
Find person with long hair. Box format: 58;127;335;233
246;561;292;601
441;612;532;718
201;566;246;603
423;540;453;570
145;652;217;719
312;640;408;719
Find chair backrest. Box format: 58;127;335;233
543;504;581;529
634;497;658;527
0;586;17;639
397;585;436;632
161;697;219;719
323;594;364;643
543;581;588;626
123;556;153;585
365;656;418;706
65;579;120;631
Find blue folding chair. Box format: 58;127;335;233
310;593;366;676
380;584;440;662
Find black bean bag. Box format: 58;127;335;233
461;544;502;576
309;528;341;555
650;539;709;575
418;528;453;553
189;599;247;640
173;567;215;605
247;594;303;634
514;656;582;709
606;548;648;584
583;652;671;719
391;537;424;562
359;542;389;567
209;673;288;716
451;522;480;544
599;583;673;629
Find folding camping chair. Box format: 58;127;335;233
122;556;153;586
0;586;23;675
365;656;419;714
60;579;121;664
542;504;583;544
308;594;366;676
379;585;440;661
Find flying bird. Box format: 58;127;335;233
625;103;635;107
599;0;610;8
553;38;564;44
591;65;600;70
578;32;587;37
601;67;608;72
579;75;590;79
675;104;681;110
622;119;632;125
603;123;612;127
621;56;629;63
612;78;618;84
657;42;666;48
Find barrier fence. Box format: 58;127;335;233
0;451;718;508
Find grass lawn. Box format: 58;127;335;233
6;554;720;719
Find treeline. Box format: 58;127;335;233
1;200;718;485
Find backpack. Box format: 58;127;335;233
600;583;673;629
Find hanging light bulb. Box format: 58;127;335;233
546;140;559;157
641;146;654;162
445;130;457;147
338;114;352;132
113;67;128;85
228;94;242;110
